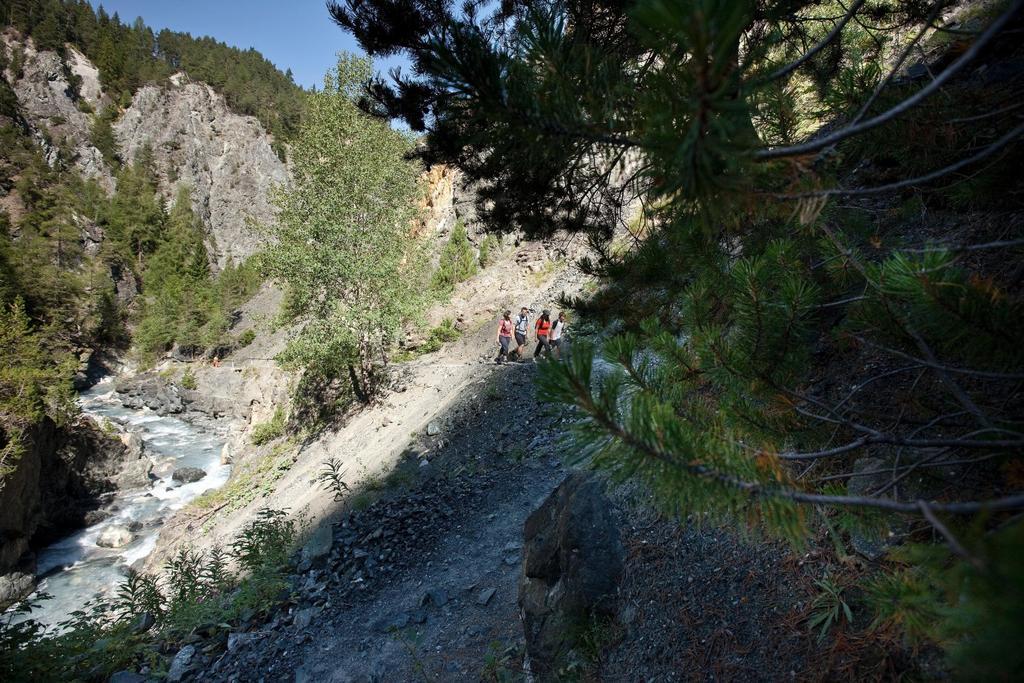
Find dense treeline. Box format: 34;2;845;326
2;0;304;154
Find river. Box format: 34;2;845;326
15;378;230;627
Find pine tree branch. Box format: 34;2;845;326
849;0;950;127
903;237;1024;253
758;0;869;84
772;121;1024;197
853;335;1024;380
754;0;1024;160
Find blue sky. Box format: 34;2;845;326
88;0;411;89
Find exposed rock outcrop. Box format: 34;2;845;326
0;32;112;189
0;416;145;574
115;78;288;269
519;472;624;680
3;32;288;269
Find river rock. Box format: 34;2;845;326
114;433;153;489
0;572;36;610
97;525;135;548
172;467;207;484
519;472;624;680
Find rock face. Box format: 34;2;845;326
0;571;36;611
0;416;146;573
0;33;113;189
116;375;184;414
115;78;288;269
519;472;624;679
3;32;288;269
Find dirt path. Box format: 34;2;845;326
203;360;569;682
146;238;585;573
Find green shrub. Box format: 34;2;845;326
238;329;256;347
180;367;197;390
251;407;286;445
418;318;461;354
431;220;477;294
478;233;498;268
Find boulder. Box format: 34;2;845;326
97;525;135;548
0;572;36;611
518;472;624;680
171;467;207;484
300;525;333;565
167;644;196;683
426;421;441;436
846;457;890;560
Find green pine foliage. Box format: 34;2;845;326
431;219;478;294
3;0;305;149
0;297;77;481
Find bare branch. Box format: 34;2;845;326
759;0;868;84
918;500;986;569
754;0;1024;160
775;121;1024;197
854;335;1024;380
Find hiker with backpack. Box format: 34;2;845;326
549;311;567;359
496;309;514;363
534;309;552;359
513;307;530;360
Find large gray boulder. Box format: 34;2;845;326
519;472;624;680
0;572;36;611
171;467;206;484
846;457;891;560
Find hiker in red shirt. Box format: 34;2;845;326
496;309;514;363
534;309;552;359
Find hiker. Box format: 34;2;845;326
549;311;567;359
496;309;514;363
534;309;552;359
513;307;530;360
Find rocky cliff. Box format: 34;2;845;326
1;32;288;268
116;76;288;269
0;416;149;592
0;32;111;189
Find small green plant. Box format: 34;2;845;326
317;457;350;501
180;367;198;390
1;508;295;680
482;641;524;682
418;318;461;354
251;407;286;445
238;329;256;347
808;575;854;642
